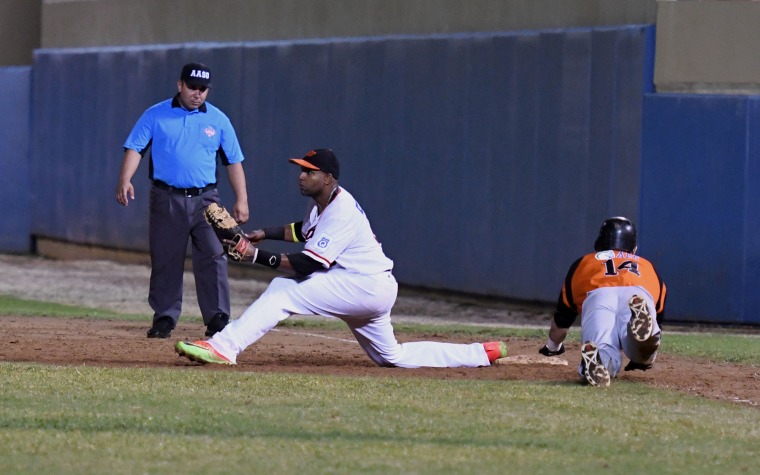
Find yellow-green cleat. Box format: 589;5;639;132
175;340;234;365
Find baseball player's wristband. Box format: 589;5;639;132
263;226;285;240
290;222;303;243
254;249;282;269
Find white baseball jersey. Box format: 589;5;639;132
301;187;393;274
206;185;491;369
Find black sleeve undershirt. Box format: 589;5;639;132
287;252;325;275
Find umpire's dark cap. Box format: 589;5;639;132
180;62;212;88
289;149;340;179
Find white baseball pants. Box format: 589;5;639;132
207;268;490;368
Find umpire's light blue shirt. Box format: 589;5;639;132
123;96;244;188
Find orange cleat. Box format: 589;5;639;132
483;341;508;363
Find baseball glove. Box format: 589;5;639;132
204;203;245;242
227;233;257;262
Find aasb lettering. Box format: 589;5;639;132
603;259;640;277
614;250;639;260
190;69;210;79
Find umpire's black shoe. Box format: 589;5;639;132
147;316;174;339
205;313;230;337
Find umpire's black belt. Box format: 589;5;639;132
153;179;216;197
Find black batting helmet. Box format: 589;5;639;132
593;217;637;253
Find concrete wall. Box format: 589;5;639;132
39;0;657;48
11;1;760;95
655;0;760;94
0;0;41;66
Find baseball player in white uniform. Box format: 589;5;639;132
176;149;507;367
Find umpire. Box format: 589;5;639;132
116;62;249;339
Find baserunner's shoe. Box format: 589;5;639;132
483;341;508;363
175;340;234;365
628;295;654;342
580;341;610;387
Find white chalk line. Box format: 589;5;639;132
271;327;357;344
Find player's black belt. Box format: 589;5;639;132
153;179;216;197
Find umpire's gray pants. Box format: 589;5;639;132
148;186;230;326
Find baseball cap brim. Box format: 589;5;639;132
288;158;320;170
184;78;212;88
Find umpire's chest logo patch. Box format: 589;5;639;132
315;233;333;249
204;126;216;138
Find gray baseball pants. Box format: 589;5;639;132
148;186;230;326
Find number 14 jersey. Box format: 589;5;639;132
558;250;667;318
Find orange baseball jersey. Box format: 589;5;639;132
554;250;667;327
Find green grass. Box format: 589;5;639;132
0;294;199;323
663;332;760;365
1;295;760;473
0;295;135;319
0;364;758;475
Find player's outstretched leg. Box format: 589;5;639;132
580;341;610;387
627;295;653;342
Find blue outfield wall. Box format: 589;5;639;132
27;25;654;304
0;66;32;253
642;94;760;324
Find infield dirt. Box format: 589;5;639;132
1;254;758;407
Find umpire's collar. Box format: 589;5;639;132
172;94;207;113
